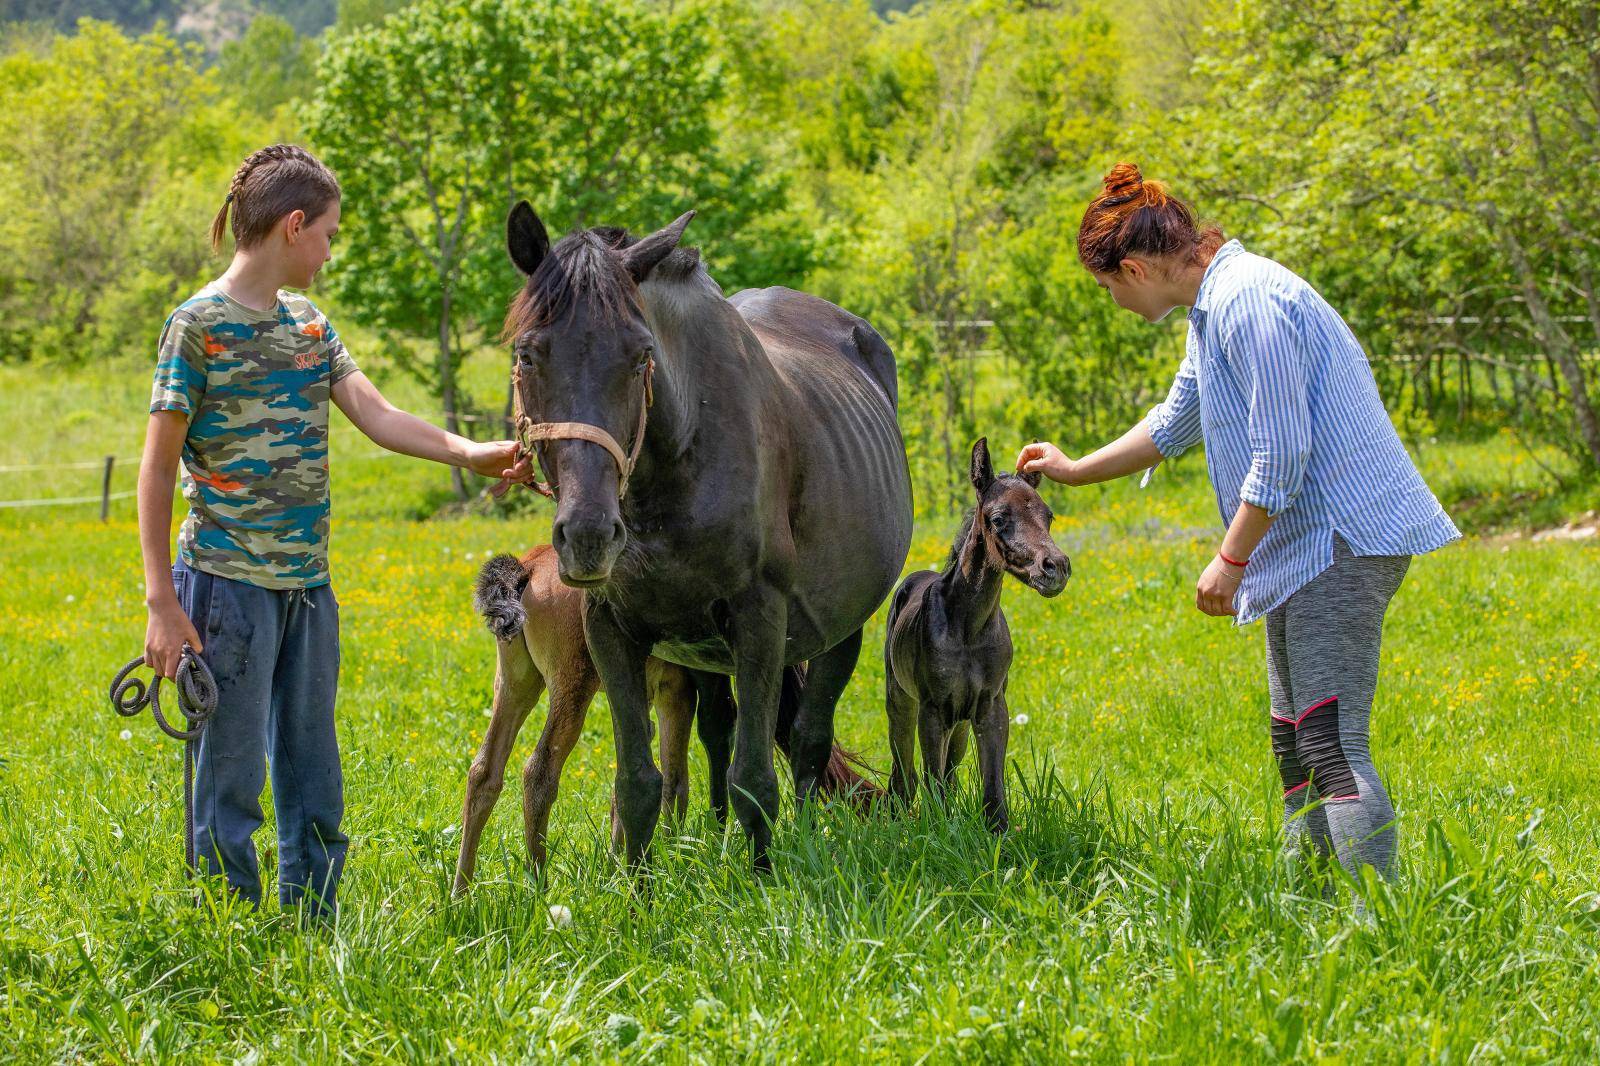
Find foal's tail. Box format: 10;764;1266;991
474;554;530;640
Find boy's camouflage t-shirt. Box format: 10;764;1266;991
150;287;358;589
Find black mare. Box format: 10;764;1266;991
502;203;912;870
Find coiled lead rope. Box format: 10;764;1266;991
109;645;218;875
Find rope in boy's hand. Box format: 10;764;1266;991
109;644;218;876
110;644;217;741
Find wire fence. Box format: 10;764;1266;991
0;446;423;516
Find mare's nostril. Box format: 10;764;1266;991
611;518;625;544
552;521;568;552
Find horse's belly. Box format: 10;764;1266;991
782;382;913;653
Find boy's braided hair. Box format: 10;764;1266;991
209;144;341;253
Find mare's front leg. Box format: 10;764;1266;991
584;599;661;868
944;721;971;781
693;671;737;825
973;693;1012;833
790;627;863;802
726;586;787;873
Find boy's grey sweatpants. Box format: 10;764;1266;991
173;559;346;916
1265;535;1409;880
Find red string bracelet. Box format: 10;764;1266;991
1219;550;1250;568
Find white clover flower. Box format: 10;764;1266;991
1013;713;1030;726
548;904;573;928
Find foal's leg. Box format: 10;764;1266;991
973;694;1011;833
454;637;544;896
789;628;863;803
694;671;737;825
918;706;951;800
521;657;599;871
655;664;696;823
886;674;919;805
945;721;971;779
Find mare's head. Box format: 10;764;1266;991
967;437;1069;597
503;202;693;587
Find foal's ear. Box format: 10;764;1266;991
969;437;995;494
622;210;696;282
507;201;550;276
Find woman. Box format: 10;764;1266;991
1017;163;1459;881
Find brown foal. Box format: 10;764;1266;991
454;545;878;894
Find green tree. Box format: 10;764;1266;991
0;19;263;363
217;13;318;115
309;0;810;498
752;0;1141;511
1151;0;1600;473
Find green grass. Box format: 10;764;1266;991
2;357;1599;1061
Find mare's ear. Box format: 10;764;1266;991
622;210;695;282
969;437;994;494
507;201;549;276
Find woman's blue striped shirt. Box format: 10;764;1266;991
1146;239;1460;623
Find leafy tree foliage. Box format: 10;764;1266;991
0;20;266;363
307;0;811;496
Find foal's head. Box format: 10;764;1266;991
967;437;1070;597
502;201;694;587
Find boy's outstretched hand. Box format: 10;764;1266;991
468;440;536;496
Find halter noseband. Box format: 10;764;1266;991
511;358;654;500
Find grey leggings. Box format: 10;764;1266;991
1266;535;1409;880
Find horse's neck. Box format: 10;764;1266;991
636;272;754;465
942;519;1004;639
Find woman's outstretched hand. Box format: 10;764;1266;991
1016;441;1078;485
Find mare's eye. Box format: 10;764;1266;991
635;345;654;371
990;512;1010;531
517;337;546;365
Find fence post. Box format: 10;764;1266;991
100;455;115;522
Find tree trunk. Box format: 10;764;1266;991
438;285;468;500
1493;220;1600;470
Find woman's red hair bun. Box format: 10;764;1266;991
1101;162;1144;203
1077;161;1217;273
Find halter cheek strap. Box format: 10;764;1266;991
512;359;653;500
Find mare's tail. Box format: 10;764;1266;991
474;554;530;640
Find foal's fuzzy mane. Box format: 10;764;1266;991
943;509;979;572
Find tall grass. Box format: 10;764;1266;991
1;359;1597;1061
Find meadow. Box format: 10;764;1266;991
2;356;1598;1062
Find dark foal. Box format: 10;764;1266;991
884;438;1069;831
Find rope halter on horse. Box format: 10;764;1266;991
511;357;654;500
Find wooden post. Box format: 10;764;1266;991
100;455;114;522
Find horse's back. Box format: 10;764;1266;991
730;286;899;411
